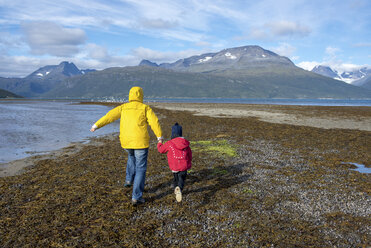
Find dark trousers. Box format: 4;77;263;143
172;171;187;190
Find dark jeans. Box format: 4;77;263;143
172;171;187;190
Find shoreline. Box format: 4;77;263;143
1;102;370;178
149;102;371;131
0;133;118;178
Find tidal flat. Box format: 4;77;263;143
0;103;370;247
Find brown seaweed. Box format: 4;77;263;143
1;103;370;247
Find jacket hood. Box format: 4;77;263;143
171;137;190;150
129;86;143;102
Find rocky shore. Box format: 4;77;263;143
1;103;370;247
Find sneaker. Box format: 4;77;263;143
132;198;145;206
174;186;182;202
124;181;132;188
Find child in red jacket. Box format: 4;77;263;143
157;123;192;202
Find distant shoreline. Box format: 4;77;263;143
1;98;371;106
149;102;371;132
1;102;370;177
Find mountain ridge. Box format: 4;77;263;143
45;64;371;99
0;62;96;97
140;45;295;73
1;45;371;99
0;88;23;98
311;65;371;87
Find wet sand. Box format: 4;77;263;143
0;103;370;247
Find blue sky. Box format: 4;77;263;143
0;0;370;78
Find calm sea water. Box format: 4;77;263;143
0;100;119;164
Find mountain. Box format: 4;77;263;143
81;69;97;74
3;45;371;99
139;60;159;67
362;79;371;90
311;65;340;79
311;65;371;86
0;62;94;97
0;88;23;98
354;75;371;90
45;62;371;99
148;45;294;73
340;67;371;84
26;61;82;80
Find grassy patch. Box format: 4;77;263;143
191;139;237;158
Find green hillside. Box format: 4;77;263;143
0;88;23;98
45;66;371;99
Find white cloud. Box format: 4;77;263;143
266;21;311;37
85;44;110;60
130;47;204;63
248;29;269;40
0;55;63;78
325;46;340;58
270;43;297;58
297;54;369;74
0;32;23;49
297;61;321;71
248;21;311;41
140;18;178;29
326;63;368;74
22;21;86;57
297;60;368;73
0;0;369;78
195;41;212;47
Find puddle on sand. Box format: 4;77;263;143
343;162;371;174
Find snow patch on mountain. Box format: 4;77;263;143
311;65;370;85
225;52;237;59
198;56;212;63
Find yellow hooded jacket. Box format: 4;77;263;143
94;87;162;149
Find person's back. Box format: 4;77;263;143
93;87;162;149
157;136;192;172
157;123;192;202
91;86;163;205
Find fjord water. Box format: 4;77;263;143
0;100;119;164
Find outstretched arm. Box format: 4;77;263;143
91;105;122;131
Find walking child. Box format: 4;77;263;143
157;123;192;202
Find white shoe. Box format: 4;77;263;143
174;186;182;202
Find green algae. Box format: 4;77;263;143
191;139;237;158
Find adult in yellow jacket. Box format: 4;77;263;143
90;87;163;205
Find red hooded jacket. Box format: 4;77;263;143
157;137;192;172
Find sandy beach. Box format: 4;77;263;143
150;102;371;131
1;102;370;247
